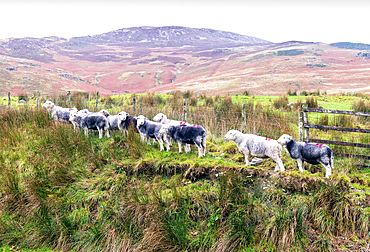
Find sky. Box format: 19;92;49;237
1;0;370;44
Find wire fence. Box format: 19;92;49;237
6;91;370;167
301;108;370;167
1;91;300;141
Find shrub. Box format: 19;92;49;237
138;92;165;106
205;96;214;107
273;96;289;110
287;90;297;96
306;96;318;108
18;93;28;102
300;90;308;96
353;99;370;112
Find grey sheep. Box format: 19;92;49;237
42;100;77;124
159;124;206;158
277;134;334;178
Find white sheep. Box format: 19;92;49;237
224;130;285;171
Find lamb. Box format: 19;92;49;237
159;124;206;158
224;130;285;171
277;134;334;178
136;116;167;151
42;100;77;124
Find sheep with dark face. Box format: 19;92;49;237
224;130;284;171
159;124;206;158
42;100;77;124
277;134;334;178
136;116;167;151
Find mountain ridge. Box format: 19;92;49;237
1;26;370;96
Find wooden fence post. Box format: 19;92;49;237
133;95;137;114
8;92;11;108
183;99;187;122
303;111;309;140
36;91;40;109
67;91;71;107
96;91;100;110
299;111;304;141
242;103;247;133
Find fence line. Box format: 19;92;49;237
301;107;370;167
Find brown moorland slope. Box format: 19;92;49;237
0;26;369;96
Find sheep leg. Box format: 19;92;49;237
157;138;164;151
194;139;202;158
163;137;170;152
140;133;145;143
201;137;206;157
178;142;182;153
106;129;110;138
185;144;191;152
243;151;250;166
272;157;285;172
297;159;304;172
197;146;203;158
98;128;103;139
84;127;89;137
185;144;191;153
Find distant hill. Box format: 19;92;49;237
330;42;370;50
68;26;271;48
1;26;370;96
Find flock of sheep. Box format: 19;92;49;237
42;100;334;178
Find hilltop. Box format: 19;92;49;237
1;26;370;96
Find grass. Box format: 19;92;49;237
0;92;369;251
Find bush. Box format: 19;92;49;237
273;96;289;110
300;91;308;96
353;99;370;112
306;97;318;108
287;90;297;96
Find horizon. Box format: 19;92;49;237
1;0;370;44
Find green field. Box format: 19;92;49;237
0;91;370;251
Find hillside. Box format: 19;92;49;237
1;26;370;96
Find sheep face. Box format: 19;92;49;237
99;109;110;117
118;111;128;121
69;111;78;122
224;130;238;141
277;134;293;146
42;100;54;110
136;116;146;127
153;113;165;122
